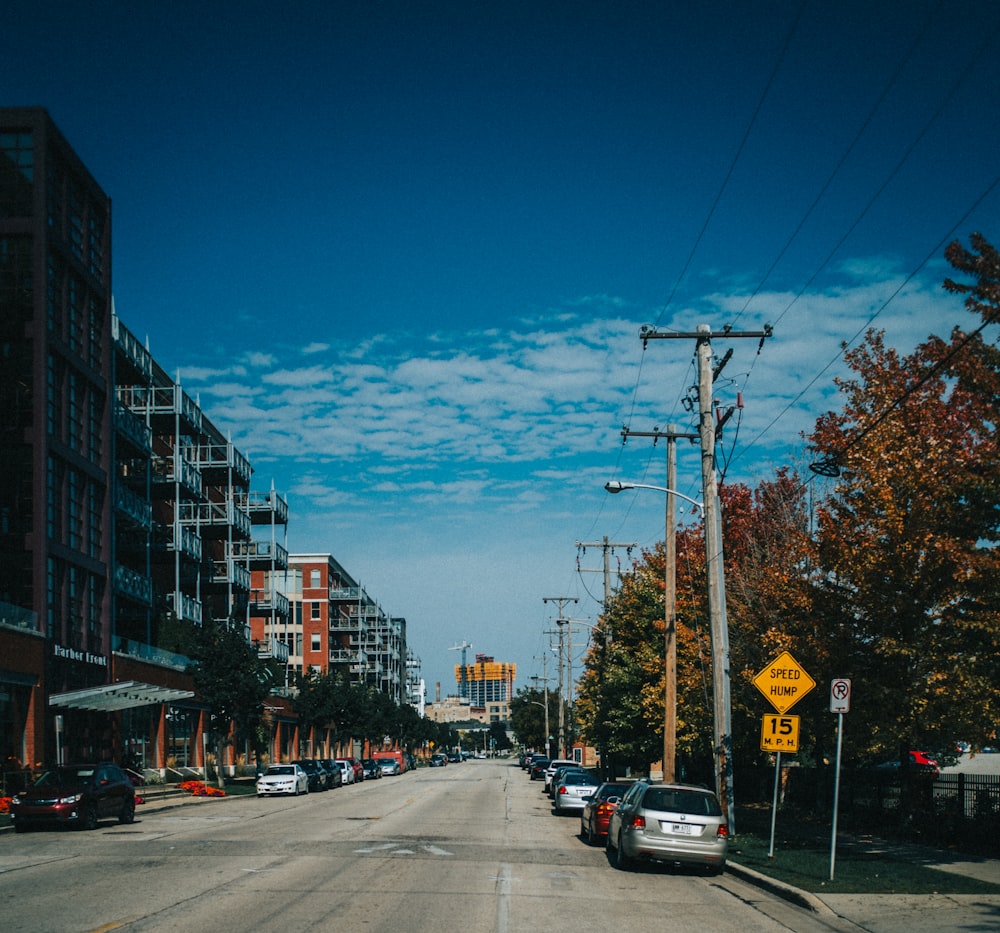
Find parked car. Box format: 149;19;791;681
872;750;940;779
346;758;365;782
552;770;601;814
375;756;401;776
10;762;136;832
543;759;577;791
318;759;343;788
333;759;355;784
547;765;587;797
361;759;383;780
529;759;551;781
580;782;632;845
256;763;309;797
429;753;448;767
292;759;329;792
447;752;462;763
606;782;728;874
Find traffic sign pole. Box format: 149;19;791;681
829;678;850;881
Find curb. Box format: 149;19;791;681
726;860;837;916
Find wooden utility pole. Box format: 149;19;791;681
543;596;577;758
639;322;771;830
575;537;637;643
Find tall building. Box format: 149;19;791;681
454;654;516;723
0;107;289;771
1;107;115;765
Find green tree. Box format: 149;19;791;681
190;622;275;784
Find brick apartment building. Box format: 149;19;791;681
0;108;420;777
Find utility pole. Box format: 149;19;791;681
639;322;771;831
575;537;636;644
620;425;698;783
543;596;577;758
531;658;553;758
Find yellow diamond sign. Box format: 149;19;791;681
752;651;816;714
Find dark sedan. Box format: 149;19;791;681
292;759;328;792
10;762;136;832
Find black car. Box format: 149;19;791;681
292;759;328;792
317;758;343;788
10;762;136;832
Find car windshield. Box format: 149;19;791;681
597;783;630;799
642;788;721;816
34;766;95;786
266;766;294;776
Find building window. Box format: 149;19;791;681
310;602;321;620
0;129;34;216
309;569;321;588
310;633;321;652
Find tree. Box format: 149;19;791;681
190;622;275;784
808;233;1000;757
509;687;557;751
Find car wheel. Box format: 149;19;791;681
119;797;135;824
613;832;633;870
82;803;99;831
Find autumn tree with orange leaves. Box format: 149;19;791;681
578;234;999;779
808;233;1000;759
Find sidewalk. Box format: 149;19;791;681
728;837;1000;932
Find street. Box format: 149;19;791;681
0;759;861;933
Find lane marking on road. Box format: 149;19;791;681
495;862;512;933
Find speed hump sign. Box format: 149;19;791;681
760;714;800;753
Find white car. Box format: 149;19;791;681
257;764;308;797
333;759;355;784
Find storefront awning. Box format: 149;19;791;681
49;681;194;712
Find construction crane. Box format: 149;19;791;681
449;641;472;699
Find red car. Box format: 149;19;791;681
346;758;365;782
10;762;136;832
873;750;940;779
579;781;632;845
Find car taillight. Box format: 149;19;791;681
630;815;646;830
597;803;613;816
717;823;729;838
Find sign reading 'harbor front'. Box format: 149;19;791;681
752;650;815;714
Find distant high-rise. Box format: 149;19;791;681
454;654;516;722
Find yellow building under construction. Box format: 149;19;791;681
455;655;516;722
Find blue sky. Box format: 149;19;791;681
10;1;1000;699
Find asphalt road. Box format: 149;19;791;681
0;759;864;933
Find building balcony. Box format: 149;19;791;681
255;636;290;663
116;384;203;432
329;586;362;601
241;489;289;525
115;484;152;530
113;401;153;454
209;559;251;591
112;315;153;381
151;454;203;498
329;615;362;631
113;564;153;605
250;588;290;617
166;523;202;561
177;499;252;538
114;637;190;672
229;539;289;570
195;441;252;486
166;590;202;624
329;648;365;664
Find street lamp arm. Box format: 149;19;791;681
604;481;704;511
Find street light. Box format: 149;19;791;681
604;481;703;511
606;480;700;785
606;475;734;831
